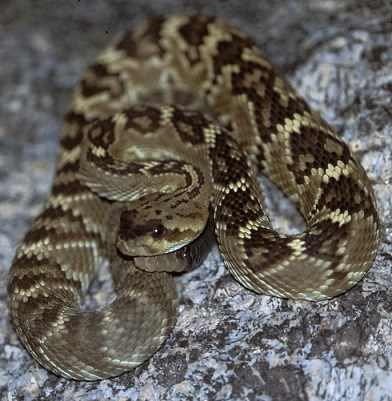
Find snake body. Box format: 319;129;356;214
8;15;380;380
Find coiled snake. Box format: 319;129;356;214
8;15;380;380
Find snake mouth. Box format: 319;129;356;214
116;236;186;257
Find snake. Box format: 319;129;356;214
7;14;380;381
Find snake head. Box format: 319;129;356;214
116;205;207;257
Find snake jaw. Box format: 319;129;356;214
116;235;186;257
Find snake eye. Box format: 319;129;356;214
151;223;165;239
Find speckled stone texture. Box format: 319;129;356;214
1;1;391;400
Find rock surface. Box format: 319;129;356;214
0;1;391;400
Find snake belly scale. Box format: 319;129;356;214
8;15;380;380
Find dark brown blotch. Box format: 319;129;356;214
322;174;374;217
61;112;89;150
117;16;166;57
171;108;208;145
122;106;162;133
51;179;86;196
243;228;294;271
304;219;347;261
81;62;125;99
289;129;352;185
216;186;263;236
178;15;215;65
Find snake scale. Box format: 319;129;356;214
8;15;380;380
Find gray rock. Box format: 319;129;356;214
1;1;391;400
